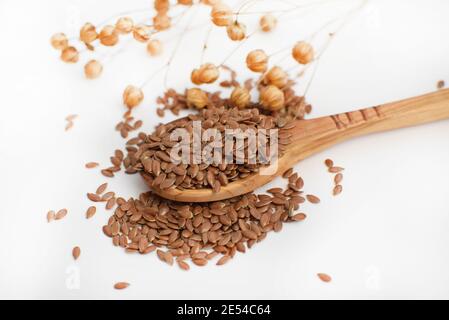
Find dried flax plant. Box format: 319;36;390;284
49;0;367;280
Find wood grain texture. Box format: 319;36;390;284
148;89;449;202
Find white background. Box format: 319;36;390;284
1;0;449;300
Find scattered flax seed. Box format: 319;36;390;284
217;255;231;266
101;169;114;178
306;195;320;204
317;273;332;283
333;185;343;196
72;246;81;260
334;173;343;185
47;210;56;223
437;80;445;89
55;209;68;220
282;168;293;178
86;206;96;219
85;162;99;169
329;166;344;173
96;183;108;195
324;159;334;168
291;213;307;221
87;193;102;202
114;282;130;290
106;197;116;210
177;260;190;271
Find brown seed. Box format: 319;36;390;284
87;193;102;202
216;255;231;266
333;185;343;196
291;213;306;221
47;210;55;223
282;168;293;178
106;198;116;210
317;273;332;283
324;159;334;168
101;169;114;177
329;166;344;173
72;246;81;260
86;206;96;219
306;194;320;204
114;282;130;290
85;162;99;169
55;209;68;220
192;258;208;267
177;260;190;271
334;173;343;184
437;80;445;89
96;183;108;195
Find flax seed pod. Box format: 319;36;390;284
153;14;171;31
115;17;134;34
292;41;314;65
211;4;233;27
51;33;68;50
246;49;268;73
260;85;284;111
80;23;97;43
264;66;288;88
260;14;277;32
231;86;251;109
226;21;246;41
123;85;144;109
147;39;163;56
60;46;79;63
133;24;151;42
84;60;103;79
191;69;202;85
198;63;219;84
99;25;119;46
155;0;170;14
187;88;209;109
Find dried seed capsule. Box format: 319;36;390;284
51;33;68;50
115;17;134;34
60;46;79;63
259;85;285;111
80;23;97;43
133;24;151;42
153;14;171;31
198;63;219;84
186;88;209;109
264;66;288;88
211;3;233;27
147;39;163;56
226;21;246;41
260;14;277;32
231;86;251;109
123;85;144;109
292;41;314;65
191;69;202;85
99;25;119;46
84;60;103;79
155;0;170;13
246;49;268;73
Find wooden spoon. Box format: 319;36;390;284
146;88;449;202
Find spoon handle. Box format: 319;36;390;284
290;88;449;146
